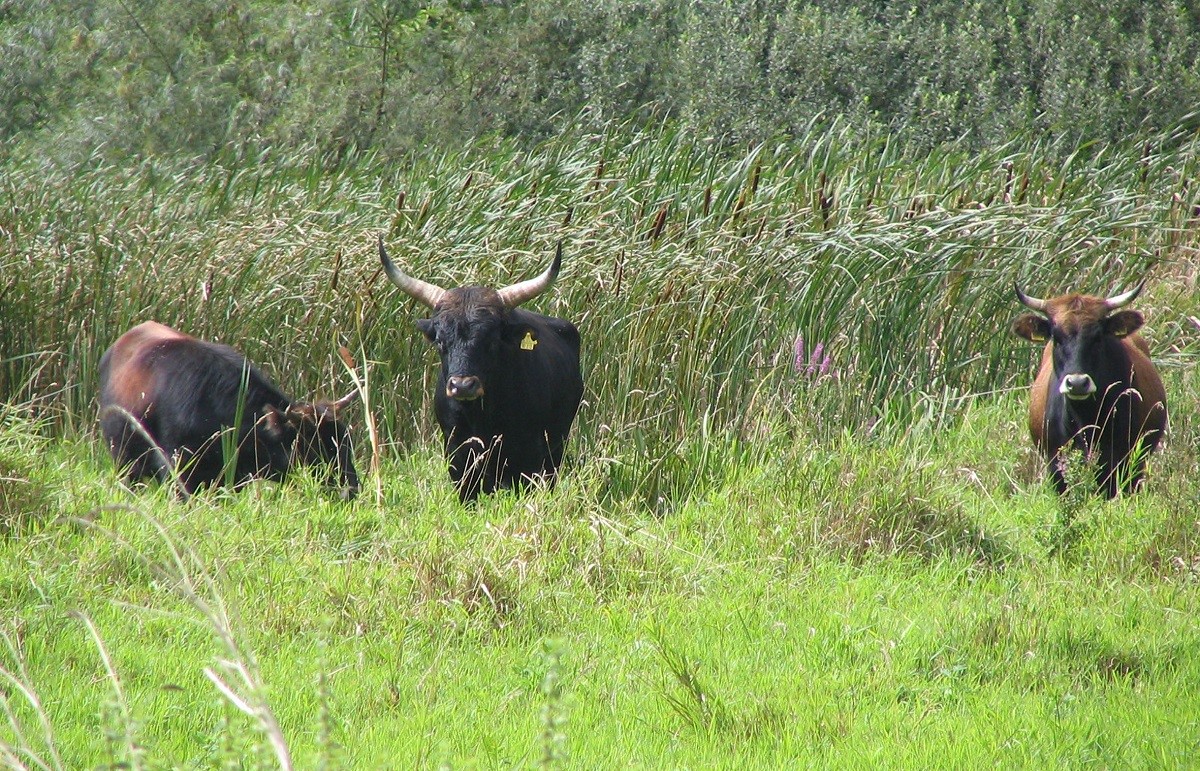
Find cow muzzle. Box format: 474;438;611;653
446;375;484;401
1059;373;1097;400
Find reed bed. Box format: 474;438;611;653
3;119;1198;474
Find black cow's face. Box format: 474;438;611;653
267;393;360;499
254;412;297;481
379;239;562;401
418;287;525;402
1012;292;1145;401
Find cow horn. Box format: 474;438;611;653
1014;282;1048;313
1104;279;1146;310
497;242;563;308
332;390;359;411
379;236;446;309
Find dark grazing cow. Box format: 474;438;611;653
1011;281;1168;497
379;237;583;502
98;321;360;500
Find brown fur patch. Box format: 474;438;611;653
436;286;506;320
1027;342;1054;451
105;322;190;413
1038;293;1112;335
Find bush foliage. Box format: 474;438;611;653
5;0;1200;162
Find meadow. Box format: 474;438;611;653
2;120;1200;767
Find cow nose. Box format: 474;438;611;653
1059;373;1096;400
447;375;484;401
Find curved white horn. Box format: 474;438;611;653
1104;279;1146;310
497;242;562;309
379;236;446;309
1014;282;1048;313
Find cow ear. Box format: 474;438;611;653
1011;314;1051;343
261;405;293;441
416;318;437;343
1104;309;1144;338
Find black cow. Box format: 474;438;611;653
1011;281;1168;497
99;321;359;499
379;237;583;502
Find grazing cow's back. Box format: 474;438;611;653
378;238;583;502
99;322;359;499
1011;282;1167;497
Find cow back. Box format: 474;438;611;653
99;321;190;417
494;308;583;429
99;322;292;492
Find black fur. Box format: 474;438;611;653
98;323;358;498
417;292;583;502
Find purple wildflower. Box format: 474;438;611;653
793;335;835;380
807;342;825;377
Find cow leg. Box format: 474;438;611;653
156;423;225;497
541;431;568;491
540;467;560;491
1099;406;1143;497
1102;452;1145;498
455;472;486;504
183;445;227;496
449;435;515;503
1102;469;1123;499
448;447;485;503
100;411;166;487
465;457;512;501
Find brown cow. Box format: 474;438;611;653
1011;281;1168;497
99;321;359;499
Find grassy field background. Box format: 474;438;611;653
2;121;1200;766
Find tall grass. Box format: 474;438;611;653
3;119;1200;768
3;118;1198;491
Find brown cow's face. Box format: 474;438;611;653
1012;293;1145;401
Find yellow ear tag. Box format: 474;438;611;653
520;331;538;351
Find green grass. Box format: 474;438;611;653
3;121;1200;766
3;377;1200;767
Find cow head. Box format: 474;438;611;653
379;237;561;402
263;391;360;499
1011;281;1146;400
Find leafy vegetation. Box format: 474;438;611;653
5;0;1200;161
2;381;1200;766
5;117;1198;445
